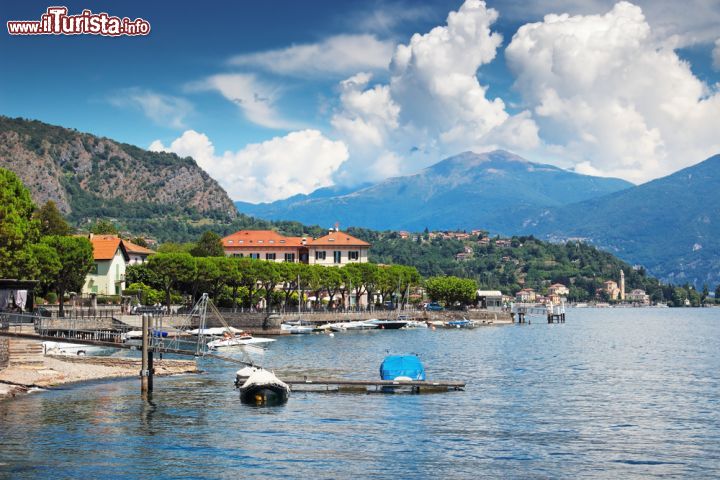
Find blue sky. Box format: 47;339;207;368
2;1;719;202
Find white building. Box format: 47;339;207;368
83;235;129;295
221;229;370;266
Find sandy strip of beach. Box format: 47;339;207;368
0;355;199;400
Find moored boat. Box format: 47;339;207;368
207;333;275;350
239;369;290;405
280;321;315;334
366;318;408;330
446;319;476;328
42;341;116;357
380;355;426;381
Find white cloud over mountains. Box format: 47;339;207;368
109;88;192;129
146;0;720;202
229;34;394;77
149;130;347;203
506;1;720;182
188;73;297;130
331;0;540;182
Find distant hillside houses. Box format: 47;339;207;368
221;228;370;266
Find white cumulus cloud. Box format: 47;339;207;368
505;1;720;183
229;34;394;77
108;88;192;129
331;0;540;182
150;130;348;203
189;73;297;130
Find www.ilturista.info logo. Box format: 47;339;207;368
7;6;150;36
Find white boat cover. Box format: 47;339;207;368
241;369;289;390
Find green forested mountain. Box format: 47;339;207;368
520;154;720;288
349;228;667;302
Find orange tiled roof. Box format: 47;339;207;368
310;231;370;247
90;235;129;261
222;230;305;248
122;240;155;255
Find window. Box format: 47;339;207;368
333;251;342;264
315;250;326;260
266;253;276;260
233;253;244;258
284;253;295;262
349;251;359;261
250;253;260;259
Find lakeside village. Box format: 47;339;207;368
5;228;663;319
0;170;715;400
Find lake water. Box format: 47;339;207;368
1;308;719;479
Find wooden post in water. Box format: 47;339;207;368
141;313;150;394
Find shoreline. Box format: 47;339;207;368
0;354;199;401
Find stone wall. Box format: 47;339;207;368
0;337;8;370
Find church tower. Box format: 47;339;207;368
620;270;625;301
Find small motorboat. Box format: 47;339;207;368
446;319;476;329
234;365;263;386
380;355;426;381
280;322;315;334
402;320;428;329
366;318;408;330
188;327;245;336
239;369;290;405
328;320;378;332
42;341;116;357
207;332;276;350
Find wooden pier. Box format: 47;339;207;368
283;377;465;393
511;302;566;323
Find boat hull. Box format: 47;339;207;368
240;384;289;405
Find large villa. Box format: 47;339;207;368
221;229;370;266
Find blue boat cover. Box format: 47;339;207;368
380;355;426;381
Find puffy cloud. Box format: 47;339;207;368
506;1;720;183
332;0;540;181
108;88;192;129
189;74;296;129
229;35;394;77
150;130;348;202
499;0;720;48
714;39;720;70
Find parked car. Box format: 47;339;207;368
425;302;444;311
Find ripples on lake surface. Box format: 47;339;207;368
1;308;719;479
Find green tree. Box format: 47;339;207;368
320;266;344;309
256;261;282;312
29;242;61;296
125;263;160;289
190;231;225;257
425;276;477;306
0;168;39;278
147;252;197;307
41;235;94;316
34;200;72;236
90;219;119;235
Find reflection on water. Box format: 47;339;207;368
1;308;720;478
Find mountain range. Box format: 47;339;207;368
236;150;633;232
520;154;720;287
237;150;720;287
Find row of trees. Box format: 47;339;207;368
127;253;424;312
0;169;95;315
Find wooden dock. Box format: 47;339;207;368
283;377;465;393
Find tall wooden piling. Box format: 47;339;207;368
141;313;152;394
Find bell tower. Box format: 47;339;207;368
620;270;625;301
